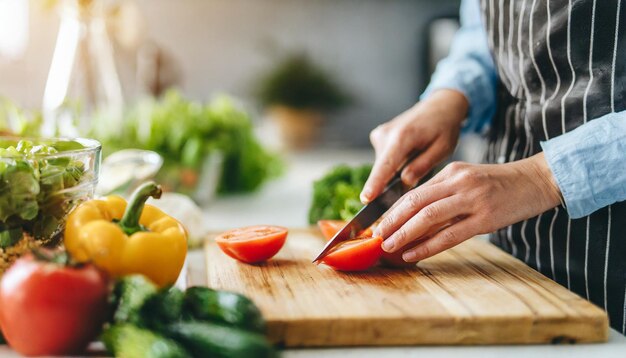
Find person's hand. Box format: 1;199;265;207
360;89;469;203
375;153;563;262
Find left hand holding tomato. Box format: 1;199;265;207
375;153;562;262
0;253;109;356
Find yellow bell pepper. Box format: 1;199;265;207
64;182;187;287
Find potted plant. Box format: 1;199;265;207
255;53;350;150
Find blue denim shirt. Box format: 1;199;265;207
421;0;626;219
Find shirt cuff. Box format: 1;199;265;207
540;112;626;219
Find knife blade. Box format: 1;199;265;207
312;177;408;263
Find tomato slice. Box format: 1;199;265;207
317;220;346;240
215;226;288;264
381;237;429;268
381;246;418;268
359;227;374;238
320;236;384;271
317;220;374;241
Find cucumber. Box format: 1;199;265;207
102;324;190;358
141;287;185;329
165;321;275;358
182;286;266;333
112;275;158;325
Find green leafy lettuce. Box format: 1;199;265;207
0;139;92;247
92;91;283;194
308;163;372;224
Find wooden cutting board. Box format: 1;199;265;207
204;228;608;347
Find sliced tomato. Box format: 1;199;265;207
381;238;428;268
381;246;418;268
215;225;288;264
317;220;346;240
359;227;374;238
317;220;374;241
320;236;384;271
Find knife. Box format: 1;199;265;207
312;152;426;263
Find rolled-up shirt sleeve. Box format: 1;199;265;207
421;0;498;133
541;111;626;219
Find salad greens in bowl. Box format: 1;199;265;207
0;137;101;271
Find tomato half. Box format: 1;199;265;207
382;234;434;268
317;220;345;240
320;236;384;271
317;220;374;241
381;244;419;268
215;225;288;263
0;255;109;356
359;227;374;238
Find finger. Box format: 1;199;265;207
369;125;387;152
401;217;480;262
382;195;466;253
400;140;449;186
412;163;454;190
375;183;451;239
360;144;408;203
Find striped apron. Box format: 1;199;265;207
480;0;626;333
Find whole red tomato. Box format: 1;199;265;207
0;254;109;356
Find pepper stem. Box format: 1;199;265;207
118;181;162;236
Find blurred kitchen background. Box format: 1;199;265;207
0;0;462;147
0;0;489;231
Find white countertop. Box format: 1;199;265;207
203;148;626;358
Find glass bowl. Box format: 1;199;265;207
0;136;101;271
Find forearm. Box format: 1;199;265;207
421;0;497;134
417;89;470;128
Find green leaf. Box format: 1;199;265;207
308;164;372;224
90;90;283;195
0;227;23;248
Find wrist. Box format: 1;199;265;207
526;153;563;208
417;89;469;127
